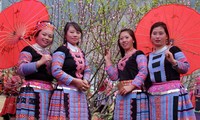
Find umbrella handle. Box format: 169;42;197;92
21;38;43;55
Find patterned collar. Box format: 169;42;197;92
32;43;49;54
153;45;168;54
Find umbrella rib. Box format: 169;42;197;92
0;41;11;53
181;47;200;56
183;21;200;36
9;0;49;37
174;29;200;43
0;37;14;46
0;33;15;43
174;8;200;40
170;5;185;38
170;5;175;37
0;40;7;46
180;38;200;42
0;1;27;40
25;14;49;30
178;42;200;47
176;43;200;56
177;37;200;43
24;6;49;29
1;13;14;33
173;5;183;38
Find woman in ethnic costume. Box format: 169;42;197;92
16;21;55;120
48;22;91;120
104;28;149;120
145;22;196;120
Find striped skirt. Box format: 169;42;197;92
16;80;53;120
113;91;149;120
16;87;52;120
148;82;196;120
48;87;90;120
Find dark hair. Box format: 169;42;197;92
118;28;137;57
34;30;41;37
150;22;170;45
63;22;83;44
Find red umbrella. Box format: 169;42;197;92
135;4;200;74
0;0;50;69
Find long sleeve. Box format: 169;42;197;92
17;51;37;76
132;54;148;88
174;51;190;74
51;51;74;85
83;60;91;81
105;65;119;81
169;46;190;74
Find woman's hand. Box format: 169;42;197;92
165;50;177;66
82;79;90;91
118;85;135;96
104;49;112;66
36;54;52;68
72;79;90;91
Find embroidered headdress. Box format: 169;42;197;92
35;21;55;32
25;21;55;39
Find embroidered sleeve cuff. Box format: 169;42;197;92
20;62;37;75
66;77;74;85
34;62;38;72
172;61;178;69
105;65;113;71
132;81;141;88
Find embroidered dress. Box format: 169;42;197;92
146;46;196;120
48;42;91;120
106;50;149;120
16;44;53;120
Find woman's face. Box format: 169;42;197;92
119;31;134;51
36;28;54;48
150;26;168;48
65;26;81;46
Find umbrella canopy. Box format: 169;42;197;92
0;0;50;69
135;4;200;74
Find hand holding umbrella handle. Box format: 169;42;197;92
20;37;51;69
165;50;177;66
36;54;52;68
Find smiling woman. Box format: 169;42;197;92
104;28;149;120
135;4;200;74
16;21;55;120
145;22;196;120
48;22;91;120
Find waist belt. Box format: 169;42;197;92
132;89;142;93
148;89;180;95
57;86;78;91
21;85;52;91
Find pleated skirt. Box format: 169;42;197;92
16;86;52;120
148;87;196;120
113;92;149;120
48;88;90;120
